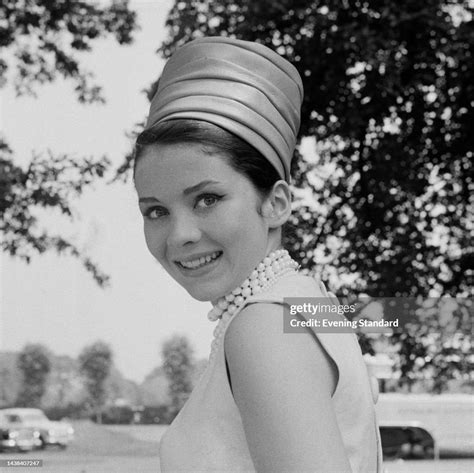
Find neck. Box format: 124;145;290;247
210;245;284;307
208;248;298;321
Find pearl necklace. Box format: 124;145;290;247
207;249;299;361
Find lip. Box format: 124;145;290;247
174;250;222;263
173;251;223;277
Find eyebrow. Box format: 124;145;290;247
139;180;221;204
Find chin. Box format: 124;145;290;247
185;283;227;303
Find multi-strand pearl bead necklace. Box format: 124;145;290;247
207;249;299;361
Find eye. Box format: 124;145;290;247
195;193;223;209
143;206;168;220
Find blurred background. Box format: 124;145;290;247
0;0;472;471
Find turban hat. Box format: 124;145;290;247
144;36;304;182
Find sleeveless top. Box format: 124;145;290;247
159;273;384;472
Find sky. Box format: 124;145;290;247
0;0;215;383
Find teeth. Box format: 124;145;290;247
179;252;221;269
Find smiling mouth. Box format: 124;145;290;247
175;251;223;270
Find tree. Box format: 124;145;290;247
162;335;194;419
16;343;51;407
78;340;113;423
0;0;138;286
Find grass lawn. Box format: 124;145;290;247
0;420;162;473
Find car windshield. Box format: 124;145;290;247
5;414;21;422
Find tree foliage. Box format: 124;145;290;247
0;0;136;102
390;298;473;393
0;0;137;286
159;0;472;298
162;335;194;419
78;340;113;423
16;343;52;407
0;141;111;285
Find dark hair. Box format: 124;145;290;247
133;119;281;197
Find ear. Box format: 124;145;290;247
260;180;292;228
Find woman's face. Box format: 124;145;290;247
134;143;273;302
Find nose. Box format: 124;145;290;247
166;212;202;249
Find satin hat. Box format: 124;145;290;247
144;36;304;182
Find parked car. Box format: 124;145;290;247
0;408;74;450
0;412;41;452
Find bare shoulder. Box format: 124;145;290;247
224;302;337;397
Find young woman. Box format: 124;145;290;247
134;36;383;473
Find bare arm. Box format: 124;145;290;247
224;303;352;473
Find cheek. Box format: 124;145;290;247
215;202;265;245
211;203;254;237
143;223;165;259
